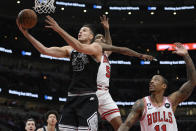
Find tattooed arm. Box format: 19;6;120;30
118;99;144;131
168;43;196;112
100;43;154;61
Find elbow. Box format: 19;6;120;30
73;46;83;53
41;48;50;55
122;47;130;55
70;42;83;52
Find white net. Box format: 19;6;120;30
34;0;56;14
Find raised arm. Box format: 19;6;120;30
45;16;101;57
100;43;154;61
100;15;112;45
168;43;196;112
16;19;71;58
118;99;144;131
100;15;112;56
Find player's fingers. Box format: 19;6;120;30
103;15;106;20
172;45;177;50
45;19;53;25
100;16;103;21
149;56;153;61
146;57;151;61
46;15;55;23
16;20;23;30
174;42;181;48
45;25;53;29
177;43;183;48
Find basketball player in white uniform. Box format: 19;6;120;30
95;15;156;131
118;43;196;131
25;118;36;131
37;110;59;131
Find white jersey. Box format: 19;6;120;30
140;96;178;131
97;54;110;87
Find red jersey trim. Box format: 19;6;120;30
101;108;120;118
167;97;175;113
148;96;166;108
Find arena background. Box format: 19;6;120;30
0;0;196;130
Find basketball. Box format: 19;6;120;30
17;9;37;29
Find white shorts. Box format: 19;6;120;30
96;89;121;122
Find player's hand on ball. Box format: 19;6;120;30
16;18;28;34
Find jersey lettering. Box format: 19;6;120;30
106;65;110;78
147;111;173;125
103;55;109;63
140;97;178;131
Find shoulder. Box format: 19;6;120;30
61;45;73;51
91;42;102;48
132;98;145;112
61;45;73;57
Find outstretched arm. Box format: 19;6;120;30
100;15;112;45
118;99;144;131
100;15;112;56
16;19;71;58
45;16;101;56
168;43;196;112
100;43;154;61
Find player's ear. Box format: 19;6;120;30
89;34;93;41
162;83;167;89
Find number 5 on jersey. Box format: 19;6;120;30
106;65;110;78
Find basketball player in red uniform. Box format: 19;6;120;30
118;43;196;131
16;15;153;131
95;15;154;131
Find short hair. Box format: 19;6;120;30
160;75;168;86
95;34;104;39
45;110;59;122
25;118;36;125
82;24;96;42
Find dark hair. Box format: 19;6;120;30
160;75;168;87
45;110;59;122
82;24;96;43
25;118;36;125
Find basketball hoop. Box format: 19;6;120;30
34;0;56;14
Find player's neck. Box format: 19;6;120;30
47;124;55;131
150;93;164;106
79;40;91;45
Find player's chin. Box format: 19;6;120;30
149;90;155;93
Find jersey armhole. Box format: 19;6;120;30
140;97;147;121
167;97;175;113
